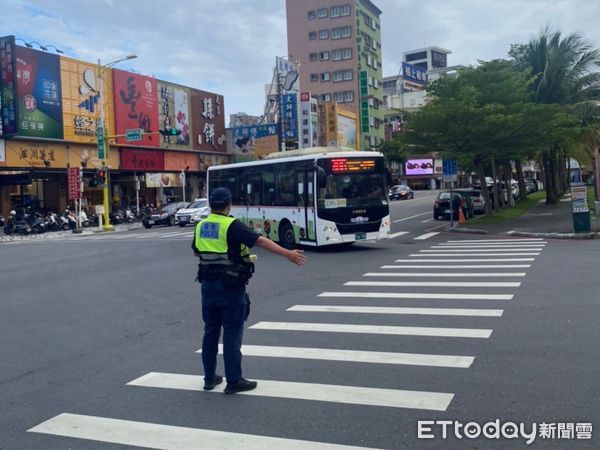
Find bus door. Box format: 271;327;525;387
297;171;316;242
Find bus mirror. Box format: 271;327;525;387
317;167;326;188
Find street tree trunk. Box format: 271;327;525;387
515;160;527;200
543;149;559;204
491;157;502;211
504;161;515;206
474;157;492;214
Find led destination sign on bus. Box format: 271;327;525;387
331;158;376;173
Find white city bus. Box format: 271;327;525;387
207;147;391;248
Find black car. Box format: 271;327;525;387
142;202;189;228
389;184;414;200
433;191;473;220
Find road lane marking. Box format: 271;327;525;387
381;265;531;269
396;258;535;262
438;242;547;246
197;344;476;368
250;322;492;339
134;232;162;238
446;238;544;242
319;292;513;300
432;244;545;249
389;231;410;238
420;249;543;253
28;413;374;449
345;281;521;288
288;305;503;318
421;218;434;223
128;372;454;411
363;272;526;277
414;232;440;240
393;212;431;223
410;253;540;256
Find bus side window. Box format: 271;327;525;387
275;169;296;206
263;169;276;206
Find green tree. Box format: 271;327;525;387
510;28;600;203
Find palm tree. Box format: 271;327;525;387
510;27;600;203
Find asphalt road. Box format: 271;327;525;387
1;190;598;449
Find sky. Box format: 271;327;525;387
2;0;599;123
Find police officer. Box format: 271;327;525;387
192;187;306;394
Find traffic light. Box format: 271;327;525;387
159;128;182;137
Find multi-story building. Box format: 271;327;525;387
403;46;451;71
285;0;384;150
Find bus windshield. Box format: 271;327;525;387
320;173;387;208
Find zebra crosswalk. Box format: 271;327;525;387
28;237;547;448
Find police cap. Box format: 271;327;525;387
209;187;232;209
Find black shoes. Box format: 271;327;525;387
203;375;223;390
224;378;257;394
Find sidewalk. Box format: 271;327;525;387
0;222;142;243
451;195;600;238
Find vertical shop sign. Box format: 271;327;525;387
0;35;18;135
191;89;226;152
67;167;81;200
282;92;298;141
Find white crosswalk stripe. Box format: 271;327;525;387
396;258;535;262
420;248;543;253
319;291;514;300
381;265;531;269
197;343;476;368
414;232;440;240
410;253;540;256
389;231;410;238
128;372;455;411
345;281;521;287
29;413;374;450
446;238;544;243
363;272;526;277
288;305;503;318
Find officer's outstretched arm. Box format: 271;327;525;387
255;236;306;266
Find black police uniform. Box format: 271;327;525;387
192;211;259;386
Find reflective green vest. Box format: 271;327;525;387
194;213;250;267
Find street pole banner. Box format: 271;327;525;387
67;166;81;200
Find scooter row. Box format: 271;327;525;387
2;208;91;235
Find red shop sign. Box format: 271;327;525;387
121;148;164;171
67;167;81;200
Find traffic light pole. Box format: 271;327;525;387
98;58;113;231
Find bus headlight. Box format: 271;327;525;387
322;225;337;232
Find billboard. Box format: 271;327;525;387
190;89;226;152
281;92;298;141
402;62;427;85
431;50;447;69
158;81;191;149
230;124;278;158
337;114;357;149
405;158;434;176
164;150;199;172
113;69;159;147
60;57;116;143
0;35;18;135
120;148;164;171
15;45;63;139
145;172;183;188
5;140;66;168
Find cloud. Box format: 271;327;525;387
2;0;599;120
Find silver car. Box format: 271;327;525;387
175;199;209;227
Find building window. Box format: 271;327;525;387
310;73;318;82
319;29;329;39
333;71;344;82
321;72;331;82
406;51;427;62
318;8;328;18
340;5;351;16
343;69;353;81
331;26;351;39
334;91;354;102
321;93;331;102
309;52;318;62
332;48;352;61
308;10;316;20
342;48;352;59
309;31;317;40
319;51;330;61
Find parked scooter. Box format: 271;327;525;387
109;209;123;225
63;209;77;230
79;209;90;227
46;212;64;231
3;211;31;235
124;208;136;223
0;215;4;227
28;211;48;234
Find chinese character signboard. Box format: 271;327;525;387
120;148;164;171
157;81;191;149
15;45;63;139
5;141;66;168
431;50;447;69
0;35;18;136
281;93;298;142
402;62;427;85
60;57;115;143
67;167;81;200
229;124;278;159
191;89;226;152
299;92;315;149
164;150;199;172
113;69;159;147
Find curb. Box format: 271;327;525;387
506;231;599;240
447;226;489;235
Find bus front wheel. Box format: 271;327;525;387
279;221;297;250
